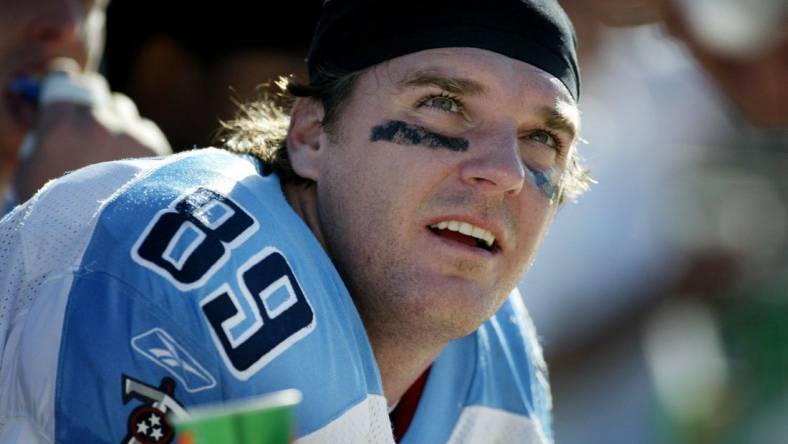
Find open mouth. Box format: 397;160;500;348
428;220;498;253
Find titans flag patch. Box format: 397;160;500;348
122;376;188;444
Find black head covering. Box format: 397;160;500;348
307;0;580;101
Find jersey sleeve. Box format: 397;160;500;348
1;149;391;444
479;290;554;442
0;157;184;443
400;288;554;444
56;271;220;443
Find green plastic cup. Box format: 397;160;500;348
172;389;302;444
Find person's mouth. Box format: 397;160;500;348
427;219;500;254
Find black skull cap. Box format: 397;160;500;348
307;0;580;101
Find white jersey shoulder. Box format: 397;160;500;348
0;149;391;443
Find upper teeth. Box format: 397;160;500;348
430;220;496;248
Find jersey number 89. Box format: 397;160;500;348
133;187;315;380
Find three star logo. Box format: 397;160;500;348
128;406;170;443
122;376;188;444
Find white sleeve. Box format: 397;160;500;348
0;159;154;442
0;418;51;444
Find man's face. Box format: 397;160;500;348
314;47;579;342
0;0;105;162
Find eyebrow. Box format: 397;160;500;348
397;70;488;96
540;106;579;143
398;69;579;141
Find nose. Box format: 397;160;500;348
459;126;526;196
24;0;83;48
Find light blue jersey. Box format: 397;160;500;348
0;149;552;443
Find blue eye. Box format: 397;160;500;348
422;95;461;113
528;130;558;148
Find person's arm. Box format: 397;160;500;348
12;59;171;202
659;0;788;128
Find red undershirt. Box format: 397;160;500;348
389;366;431;442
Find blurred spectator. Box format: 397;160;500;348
0;0;171;212
660;0;788;129
103;0;321;151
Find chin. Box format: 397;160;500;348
406;281;507;339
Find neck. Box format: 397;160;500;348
283;181;326;248
369;331;444;408
283;180;444;407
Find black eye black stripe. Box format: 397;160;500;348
370;120;469;152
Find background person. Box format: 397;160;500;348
0;0;170;212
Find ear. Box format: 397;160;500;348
286;97;325;182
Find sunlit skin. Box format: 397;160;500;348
284;47;580;405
